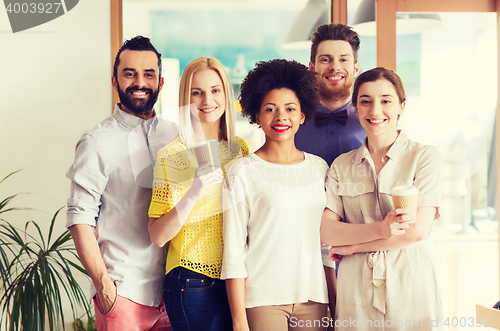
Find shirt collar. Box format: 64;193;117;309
317;100;353;115
113;104;159;131
386;130;408;161
354;140;370;166
354;130;408;166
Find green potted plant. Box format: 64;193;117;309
0;170;94;331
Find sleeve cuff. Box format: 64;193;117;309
325;198;344;220
220;266;248;280
321;244;336;269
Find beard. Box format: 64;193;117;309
117;83;160;116
318;75;353;103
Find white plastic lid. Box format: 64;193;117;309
193;139;218;147
390;185;419;196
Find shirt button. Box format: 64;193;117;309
383;156;389;161
330;131;335;135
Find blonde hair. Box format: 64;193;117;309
179;57;236;147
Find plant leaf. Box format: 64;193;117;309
0;200;92;331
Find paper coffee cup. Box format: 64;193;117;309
391;186;419;223
193;140;220;171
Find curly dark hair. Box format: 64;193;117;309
113;36;162;79
239;59;319;125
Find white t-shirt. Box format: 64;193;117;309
221;152;329;308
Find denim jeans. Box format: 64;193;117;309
163;267;232;331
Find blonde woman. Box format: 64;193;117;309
148;57;249;331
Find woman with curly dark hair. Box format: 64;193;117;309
221;59;329;331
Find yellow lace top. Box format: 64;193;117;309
149;136;249;278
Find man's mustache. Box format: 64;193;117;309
126;86;153;94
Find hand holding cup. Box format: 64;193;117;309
391;186;419;223
380;209;411;238
193;140;220;174
189;164;223;201
188;140;223;200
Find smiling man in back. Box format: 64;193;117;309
295;23;366;166
295;23;367;321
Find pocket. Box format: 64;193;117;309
163;288;171;313
338;181;375;222
180;277;216;292
94;291;119;316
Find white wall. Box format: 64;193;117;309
0;1;111;328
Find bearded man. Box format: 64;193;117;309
295;23;366;167
66;36;178;330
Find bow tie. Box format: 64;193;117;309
314;109;348;127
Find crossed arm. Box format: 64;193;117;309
320;206;437;257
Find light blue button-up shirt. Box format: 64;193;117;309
66;105;178;306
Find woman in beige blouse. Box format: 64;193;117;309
320;67;443;330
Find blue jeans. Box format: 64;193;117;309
163;267;232;331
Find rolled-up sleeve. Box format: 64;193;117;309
221;162;250;279
321;244;336;268
415;146;443;219
148;152;174;218
66;134;109;228
325;163;345;220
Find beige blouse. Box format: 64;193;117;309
326;130;442;224
325;131;443;329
